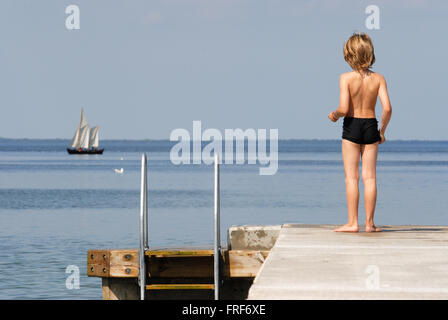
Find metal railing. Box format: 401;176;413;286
138;152;221;300
139;153;148;300
214;152;221;300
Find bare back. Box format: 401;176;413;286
344;71;380;118
331;68;391;137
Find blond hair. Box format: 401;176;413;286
343;33;375;71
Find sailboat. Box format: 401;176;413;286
67;108;104;154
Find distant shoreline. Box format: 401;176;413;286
1;138;447;142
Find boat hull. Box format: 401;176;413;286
67;148;104;155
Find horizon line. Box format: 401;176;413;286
1;137;447;142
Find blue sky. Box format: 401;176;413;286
0;0;447;140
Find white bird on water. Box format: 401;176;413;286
114;168;124;174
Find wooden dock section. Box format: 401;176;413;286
248;224;448;300
87;225;279;299
88;248;269;299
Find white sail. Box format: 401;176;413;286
79;125;90;149
90;126;99;148
79;108;88;130
69;127;81;148
69;108;89;149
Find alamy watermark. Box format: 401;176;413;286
66;265;80;290
365;5;380;30
365;264;380;290
64;4;380;31
170;121;278;175
65;5;80;30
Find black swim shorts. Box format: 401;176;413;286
342;117;381;145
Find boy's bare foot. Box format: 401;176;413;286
365;224;382;232
334;224;359;232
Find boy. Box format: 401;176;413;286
328;33;392;232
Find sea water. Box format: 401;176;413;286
0;139;447;299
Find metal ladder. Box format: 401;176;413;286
138;153;221;300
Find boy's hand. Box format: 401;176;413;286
379;132;386;144
328;111;338;122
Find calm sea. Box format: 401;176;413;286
0;139;447;299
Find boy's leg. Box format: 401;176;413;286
335;139;361;232
361;142;381;232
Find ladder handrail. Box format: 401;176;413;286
139;153;148;300
138;152;221;300
214;152;221;300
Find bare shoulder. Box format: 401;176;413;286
339;72;353;85
372;72;387;84
340;72;354;80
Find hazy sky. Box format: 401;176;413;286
0;0;447;140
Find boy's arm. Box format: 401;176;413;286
378;75;392;134
332;74;350;120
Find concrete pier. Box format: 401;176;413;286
248;224;448;300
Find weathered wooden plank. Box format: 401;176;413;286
102;278;111;300
110;249;139;278
102;278;140;300
87;250;110;277
227;250;269;278
147;256;214;278
146;284;214;290
88;249;139;278
88;249;268;279
146;250;214;257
